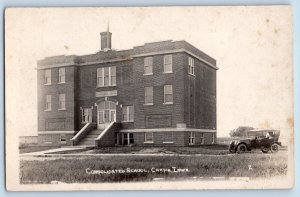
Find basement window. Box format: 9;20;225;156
60;134;66;144
144;132;154;143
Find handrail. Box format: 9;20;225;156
71;123;90;141
96;122;114;140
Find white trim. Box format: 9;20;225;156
144;141;154;144
120;128;217;133
38;131;76;134
143;103;154;106
38;49;218;70
163;141;174;144
143;73;153;76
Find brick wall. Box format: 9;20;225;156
76;60;135;130
132;53;185;129
37;66;76;132
184;53;217;130
38;133;73;146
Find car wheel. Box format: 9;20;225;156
237;144;247;153
270;143;279;153
261;147;270;153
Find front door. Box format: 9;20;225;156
97;101;116;130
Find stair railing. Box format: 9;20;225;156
70;123;96;146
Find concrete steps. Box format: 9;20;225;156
75;129;103;146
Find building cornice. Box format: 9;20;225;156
37;48;218;70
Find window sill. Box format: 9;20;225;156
58;108;66;111
143;103;154;106
58;82;66;84
188;73;196;77
44;83;51;86
144;141;154;144
163;141;174;144
143;73;153;76
96;85;117;88
122;120;134;123
163;71;173;74
44;109;52;112
163;102;173;105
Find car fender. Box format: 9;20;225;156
237;142;250;150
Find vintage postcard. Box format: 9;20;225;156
5;6;294;191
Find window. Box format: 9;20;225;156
44;69;51;85
164;55;172;73
129;133;134;144
144;132;154;143
200;133;204;145
163;132;174;143
58;94;66;110
97;68;103;87
212;133;215;144
144;86;153;104
123;133;134;145
189;132;195;145
122;106;134;122
97;66;116;87
45;95;52;111
60;134;66;143
111;66;116;85
81;107;92;123
58;68;66;83
144;57;153;75
164;85;173;104
188;57;195;75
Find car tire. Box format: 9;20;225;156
270;143;279;153
261;147;270;153
237;144;247;153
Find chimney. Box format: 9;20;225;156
100;24;112;51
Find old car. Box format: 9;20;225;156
229;129;282;153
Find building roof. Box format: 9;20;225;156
37;40;218;70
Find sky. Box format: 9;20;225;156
5;6;293;138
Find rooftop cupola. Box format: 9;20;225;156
100;24;112;51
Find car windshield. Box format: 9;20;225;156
247;130;280;138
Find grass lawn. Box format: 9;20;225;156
86;144;230;155
20;153;288;184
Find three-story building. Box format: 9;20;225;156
37;29;218;147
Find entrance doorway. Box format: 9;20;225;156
97;101;116;130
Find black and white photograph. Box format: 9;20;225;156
5;6;294;190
